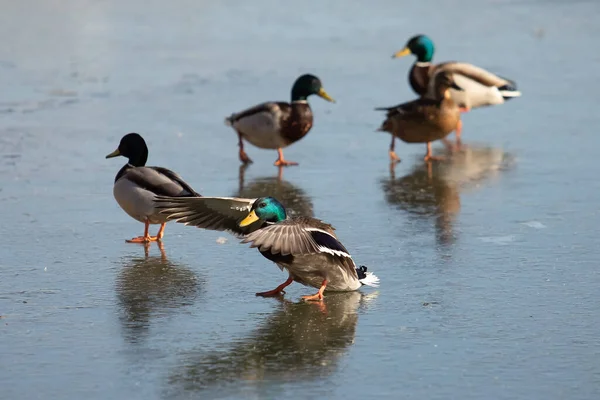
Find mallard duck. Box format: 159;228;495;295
154;196;379;301
225;74;335;167
106;133;200;243
393;34;521;145
376;71;463;162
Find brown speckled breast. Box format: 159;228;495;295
280;102;314;146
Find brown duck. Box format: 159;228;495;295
376;71;463;163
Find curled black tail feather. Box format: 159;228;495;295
497;77;521;101
356;265;368;280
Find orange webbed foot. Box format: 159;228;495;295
126;236;159;243
302;292;324;302
256;277;293;297
389;150;401;163
274;159;298;167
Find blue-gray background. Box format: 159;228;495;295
1;0;599;399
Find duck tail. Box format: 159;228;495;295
376;119;392;133
356;265;380;287
497;80;522;100
224;114;235;127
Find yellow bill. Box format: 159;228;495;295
317;88;336;103
392;47;411;58
105;149;121;158
239;210;260;227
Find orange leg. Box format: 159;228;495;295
455;119;463;149
424;142;445;162
273;148;298;167
237;132;253;164
302;279;328;302
126;220;161;243
156;223;166;240
389;136;401;163
256;276;294;297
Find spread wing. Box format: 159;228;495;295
242;218;353;259
154;196;258;236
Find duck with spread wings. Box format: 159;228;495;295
155;196;379;301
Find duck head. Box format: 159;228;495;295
291;74;336;103
393;34;435;63
106;133;148;167
239;197;287;227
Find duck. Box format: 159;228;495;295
375;71;463;162
392;34;521;145
225;74;335;167
154;196;379;301
106;133;200;243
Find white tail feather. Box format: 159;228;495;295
359;272;380;288
499;90;522;98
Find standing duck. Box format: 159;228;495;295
106;133;200;243
376;71;463;162
155;196;379;301
225;74;335;167
393;34;521;145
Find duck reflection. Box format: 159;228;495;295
116;242;202;343
381;145;509;246
235;164;314;218
167;291;378;396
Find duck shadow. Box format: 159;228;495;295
115;241;203;344
165;291;378;397
381;144;512;246
235;164;314;218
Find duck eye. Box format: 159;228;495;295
259;202;267;208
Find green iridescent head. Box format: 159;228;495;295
392;34;435;63
290;74;336;103
239;197;287;227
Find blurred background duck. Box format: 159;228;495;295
376;71;463;163
393;34;521;146
155;196;379;301
106;133;200;243
225;74;335;167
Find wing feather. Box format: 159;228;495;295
241;218;353;259
155;196;258;236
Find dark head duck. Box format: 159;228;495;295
239;197;287;227
392;34;435;63
291;74;336;103
105;133;148;167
